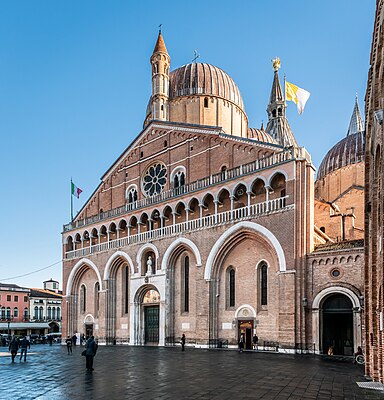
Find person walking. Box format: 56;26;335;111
252;334;259;350
181;334;186;351
66;336;73;355
238;334;244;353
9;336;19;363
85;336;98;371
72;334;77;346
19;336;31;362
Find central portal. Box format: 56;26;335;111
143;289;160;344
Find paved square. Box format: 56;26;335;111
0;344;381;399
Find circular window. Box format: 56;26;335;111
331;269;341;278
142;163;167;197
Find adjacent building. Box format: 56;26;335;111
0;279;62;337
365;0;384;383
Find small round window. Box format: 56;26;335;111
331;269;341;278
142;163;167;197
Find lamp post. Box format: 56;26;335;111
7;315;13;340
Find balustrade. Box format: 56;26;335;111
65;196;292;260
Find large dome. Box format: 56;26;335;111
169;63;244;110
317;131;365;179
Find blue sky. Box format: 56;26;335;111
0;0;375;289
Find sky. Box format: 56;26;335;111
0;0;375;289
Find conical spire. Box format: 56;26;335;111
346;95;364;136
153;31;168;54
265;58;298;148
269;58;284;104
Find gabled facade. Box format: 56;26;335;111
62;32;364;354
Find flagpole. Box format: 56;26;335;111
70;178;73;221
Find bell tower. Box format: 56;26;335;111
265;58;298;147
150;30;170;121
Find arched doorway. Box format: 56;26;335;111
143;289;160;344
321;294;353;355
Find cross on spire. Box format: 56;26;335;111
192;50;200;63
158;23;162;33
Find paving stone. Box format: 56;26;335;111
0;344;381;399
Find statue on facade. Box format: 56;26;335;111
146;255;153;275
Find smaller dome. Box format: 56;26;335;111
317;131;365;179
248;128;277;144
317;97;365;180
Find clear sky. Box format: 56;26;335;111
0;0;375;289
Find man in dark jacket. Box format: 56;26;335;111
19;336;31;362
9;336;19;363
85;336;98;371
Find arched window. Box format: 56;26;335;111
260;264;268;306
95;282;100;317
39;306;43;320
1;307;5;319
57;307;61;320
13;307;18;318
204;97;209;108
127;186;138;204
80;285;86;313
6;307;11;319
171;167;186;190
24;308;28;320
229;268;235;308
47;307;52;319
52;307;56;320
183;256;189;312
34;306;38;319
123;267;129;314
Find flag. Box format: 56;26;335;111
285;81;311;114
71;181;82;198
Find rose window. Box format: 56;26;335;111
142;163;167;197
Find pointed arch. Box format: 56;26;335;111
66;258;103;295
104;251;135;280
136;243;160;272
161;237;202;270
205;221;286;280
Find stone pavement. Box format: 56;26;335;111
0;344;382;399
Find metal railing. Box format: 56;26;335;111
63;148;295;232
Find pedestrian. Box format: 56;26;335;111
72;334;77;346
238;334;244;353
9;336;19;363
252;334;259;350
19;336;31;362
181;333;186;351
66;336;73;355
85;335;98;371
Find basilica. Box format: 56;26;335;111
62;32;365;354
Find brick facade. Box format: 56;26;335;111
365;0;384;382
62;33;365;354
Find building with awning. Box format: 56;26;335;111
0;322;50;336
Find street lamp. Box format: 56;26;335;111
7;315;13;340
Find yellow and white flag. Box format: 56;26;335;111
285;81;311;115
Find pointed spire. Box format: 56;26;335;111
346;94;364;136
269;58;284;104
153;31;168;54
265;58;298;147
261;121;264;130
